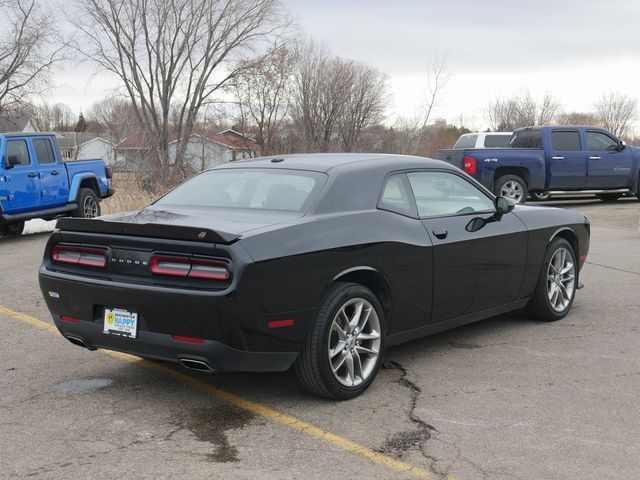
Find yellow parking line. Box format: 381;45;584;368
0;304;438;480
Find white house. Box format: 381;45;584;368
0;116;39;133
77;137;121;166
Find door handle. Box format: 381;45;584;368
552;156;565;160
27;172;38;178
51;170;60;175
589;156;601;160
432;228;448;239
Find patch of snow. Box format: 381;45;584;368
23;219;57;235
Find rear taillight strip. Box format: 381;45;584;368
52;244;108;269
150;254;231;281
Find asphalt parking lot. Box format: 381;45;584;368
1;197;639;480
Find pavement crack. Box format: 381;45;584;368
378;360;438;456
585;260;640;276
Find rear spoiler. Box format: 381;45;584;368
56;217;239;244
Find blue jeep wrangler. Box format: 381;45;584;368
0;133;114;237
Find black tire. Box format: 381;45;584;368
597;193;621;202
0;221;25;237
295;282;386;400
74;188;101;218
495;175;528;204
526;238;577;322
530;192;551;201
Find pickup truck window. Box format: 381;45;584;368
407;171;494;217
552;131;581;151
453;134;478;149
510;130;542;149
484;134;511;148
6;139;31;167
586;131;618;151
33;138;55;164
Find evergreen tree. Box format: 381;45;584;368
75;112;87;133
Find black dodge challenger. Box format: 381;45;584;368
39;154;590;399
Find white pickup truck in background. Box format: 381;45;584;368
451;131;513;149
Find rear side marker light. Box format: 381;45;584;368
60;315;81;323
172;335;204;344
579;255;587;261
268;319;295;329
463;155;477;174
52;244;108;268
150;254;231;281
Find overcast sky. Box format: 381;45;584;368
52;0;640;131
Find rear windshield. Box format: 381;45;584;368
483;134;511;148
156;168;326;211
509;130;543;149
453;134;478;149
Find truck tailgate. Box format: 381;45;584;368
435;149;466;169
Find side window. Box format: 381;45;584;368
6;139;31;167
552;131;581;151
510;130;543;149
484;134;511;148
378;174;414;216
407;171;495;217
33;139;55;164
586;131;618;151
453;134;478;149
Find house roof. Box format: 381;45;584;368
121;130;260;151
0;116;37;133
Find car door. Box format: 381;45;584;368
585;130;633;188
546;129;587;189
32;136;69;207
406;170;528;323
1;138;40;214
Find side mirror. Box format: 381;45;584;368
495;196;515;218
618;140;627;151
5;155;19;169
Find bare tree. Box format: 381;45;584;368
486;91;560;130
290;40;389;153
232;44;294;154
31;102;75;130
88;95;139;143
75;0;287;186
594;92;638;138
411;55;450;153
0;0;63;114
555;111;600;126
338;62;388;152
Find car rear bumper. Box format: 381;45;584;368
53;315;299;372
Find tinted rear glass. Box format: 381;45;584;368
156;169;326;211
552;131;581;151
483;134;511;148
453;134;478;149
510;130;542;149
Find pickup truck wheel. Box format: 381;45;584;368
495;175;528;204
526;238;577;322
1;221;25;237
295;282;385;400
531;192;551;201
597;193;621;202
75;188;101;218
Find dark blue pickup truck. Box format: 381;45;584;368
436;125;640;203
0;133;114;236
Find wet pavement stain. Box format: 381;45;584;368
53;378;114;393
180;404;255;463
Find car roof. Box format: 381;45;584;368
213;153;453;174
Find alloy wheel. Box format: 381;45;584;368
327;298;381;387
83;196;98;218
547;247;575;312
501;180;524;203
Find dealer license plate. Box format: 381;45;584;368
103;308;138;338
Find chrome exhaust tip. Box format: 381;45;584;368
66;335;90;349
179;358;216;373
